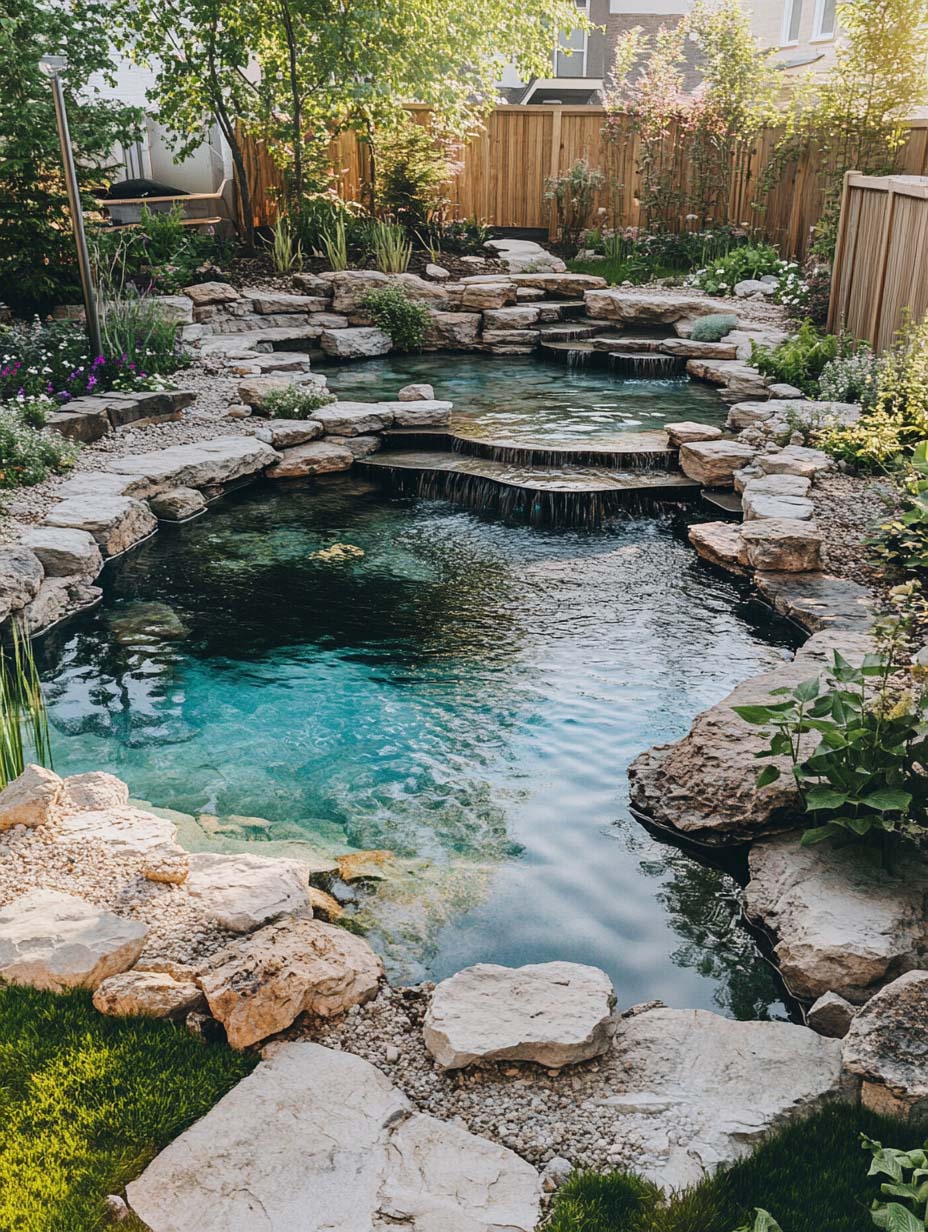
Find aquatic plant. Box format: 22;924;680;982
0;621;52;788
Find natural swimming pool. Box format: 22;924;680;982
324;353;726;444
38;479;796;1018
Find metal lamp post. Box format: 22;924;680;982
39;54;102;359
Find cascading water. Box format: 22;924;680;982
451;437;677;472
609;353;687;380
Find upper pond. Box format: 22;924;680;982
324;353;726;444
38;478;796;1018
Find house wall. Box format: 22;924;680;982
744;0;839;77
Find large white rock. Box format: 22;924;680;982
320;326;392;358
200;916;383;1048
126;1041;542;1232
56;804;177;854
679;440;757;487
108;437;278;497
60;771;130;812
0;889;148;990
44;496;157;557
842;971;928;1116
312;401;393;436
740;518;823;572
741;473;814;522
380;399;452;428
23;527;103;580
185;851;309;932
585;289;732;325
605;1006;852;1189
253;419;324;449
745;835;928;1003
0;545;44;621
0;764;62;831
424;961;616;1070
93;970;203;1019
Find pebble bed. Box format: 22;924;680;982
813;471;896;588
304;986;685;1175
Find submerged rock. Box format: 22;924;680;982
842;971;928;1116
0;889;147;991
126;1041;542;1231
424;961;617;1070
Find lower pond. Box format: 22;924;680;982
39;479;797;1018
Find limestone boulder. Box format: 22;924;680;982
93;970;204;1019
266;440;354;479
753;572;875;634
482;306;541;330
14;577;100;636
727;401;776;430
607;1006;851;1189
237;373;327;412
0;889;147;990
320;326;392;358
688;521;746;573
628;630;874;841
254;419;324;449
757;445;833;479
585;289;732;325
57;804;177;855
46;495;160;554
60;771;129;812
23;527;102;580
381;399;453;428
398;383;435;401
0;764;63;831
425;264;449;281
148;487;207;522
108;437;278;496
245;292;328;315
0;545;45;620
745;834;928;1003
200;916;383;1048
140;843;190;885
740;518;823;572
126;1041;541;1231
842;971;928;1116
485;237;566;274
679;440;757;487
185;851;309;933
329;270;391;314
808;992;856;1039
686;358;770;400
328;434;382;459
292;272;333;297
660;339;738;359
513;272;608;295
313;401;392;436
741;474;814;522
425;311;482;348
424;961;616;1070
182;281;239;306
461;283;517;311
665;422;723;448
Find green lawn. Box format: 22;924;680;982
0;984;255;1232
547;1101;928;1232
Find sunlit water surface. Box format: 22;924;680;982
324;353;726;444
40;480;795;1017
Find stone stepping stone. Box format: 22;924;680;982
424;961;616;1070
107;437;278;497
57;804;177;855
679;439;757;487
44;494;157;557
126;1041;542;1232
842;970;928;1117
0;889;147;991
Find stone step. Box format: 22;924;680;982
700;489;743;516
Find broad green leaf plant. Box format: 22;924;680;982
864;1134;928;1231
734;627;928;849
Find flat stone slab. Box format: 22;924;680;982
44;494;158;557
381;399;453;428
757;445;833;479
740;518;823;572
754;571;875;633
744;834;928;1003
0;889;147;991
108;437;278;496
424;962;617;1070
320;326;392;358
679;439;757;487
185;851;309;932
57;804;177;854
741;474;814;522
665;421;723;447
628;630;874;842
688;521;747;573
585;289;732;324
312;401;393;435
266;439;354;479
93;970;203;1019
126;1041;542;1232
603;1006;851;1189
23;527;102;579
200;916;383;1048
254;419;324;448
842;971;928;1116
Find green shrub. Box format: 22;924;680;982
267;216;303;273
0;622;51;789
0;409;77;489
818;348;882;408
751;322;843;397
0;984;254;1231
260;385;335;419
544;159;606;249
547;1170;659;1232
376;122;453;229
871;441;928;573
863;1132;928;1231
816;411;910;473
692;244;781;294
691;314;738;343
361;285;429;351
91;205;228;296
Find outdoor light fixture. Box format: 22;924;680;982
39;53;102;359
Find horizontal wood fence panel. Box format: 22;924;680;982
829;173;928;351
237;110;928;264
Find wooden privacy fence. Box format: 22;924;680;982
829;173;928;351
238;108;928;261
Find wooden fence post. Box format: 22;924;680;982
868;178;899;348
547;109;563;242
827;169;855;336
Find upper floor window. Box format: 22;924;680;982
782;0;803;44
812;0;837;38
555;0;589;78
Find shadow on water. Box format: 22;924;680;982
36;477;800;1015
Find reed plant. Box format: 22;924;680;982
320;216;350;270
268;216;303;273
369;220;412;273
0;622;51;788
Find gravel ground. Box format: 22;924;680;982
0;818;237;968
301;986;683;1176
814;470;898;589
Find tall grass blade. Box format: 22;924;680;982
0;622;52;788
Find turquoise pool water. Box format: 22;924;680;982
39;479;794;1017
323;353;726;444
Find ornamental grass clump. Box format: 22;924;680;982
0;622;51;789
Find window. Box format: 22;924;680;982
782;0;803;44
812;0;837;38
555;0;588;78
